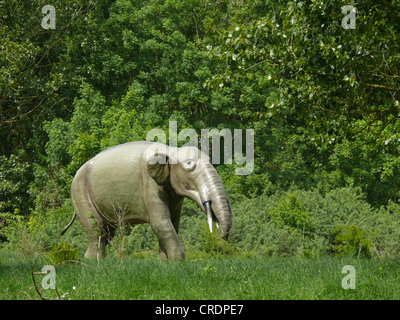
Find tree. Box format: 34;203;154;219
208;0;400;203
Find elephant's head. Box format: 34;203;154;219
146;143;233;240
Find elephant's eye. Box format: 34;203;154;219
182;159;196;171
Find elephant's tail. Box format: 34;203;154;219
61;212;76;236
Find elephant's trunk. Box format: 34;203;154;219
198;164;233;240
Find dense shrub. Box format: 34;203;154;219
47;242;79;264
230;187;400;258
199;222;237;256
270;193;315;238
2;185;400;260
331;225;373;258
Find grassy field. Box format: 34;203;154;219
1;250;400;300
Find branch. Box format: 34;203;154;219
242;59;278;73
304;70;400;91
349;115;397;152
373;70;400;79
359;82;400;92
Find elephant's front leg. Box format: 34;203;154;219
149;203;185;261
157;201;184;261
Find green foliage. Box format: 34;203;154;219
107;224;158;257
209;0;400;205
47;242;79;265
1;0;400;261
201;263;218;278
270;193;315;238
332;225;373;258
0;210;24;243
0;154;32;218
0;0;109;156
231;187;400;258
199;221;236;256
4;251;400;300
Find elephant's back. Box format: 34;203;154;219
88;141;151;177
96;141;153;158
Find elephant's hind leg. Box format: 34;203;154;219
71;167;106;259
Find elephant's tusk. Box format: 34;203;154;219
207;210;213;233
203;201;213;233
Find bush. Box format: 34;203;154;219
331;224;374;258
229;186;400;258
0;154;33;220
107;224;158;257
47;242;79;264
3;182;400;260
270;193;315;238
364;201;400;258
199;221;236;256
0;209;24;242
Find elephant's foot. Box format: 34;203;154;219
158;240;185;261
84;238;106;259
159;252;168;261
166;247;185;261
158;243;185;261
158;249;168;261
84;248;105;259
169;251;185;261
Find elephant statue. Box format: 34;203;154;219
61;141;233;260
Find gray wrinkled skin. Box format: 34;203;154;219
61;141;233;260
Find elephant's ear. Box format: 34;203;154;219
147;151;170;185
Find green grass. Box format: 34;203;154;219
1;250;400;300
